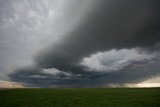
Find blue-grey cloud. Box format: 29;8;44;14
9;48;160;87
0;0;91;80
1;0;160;87
35;0;160;72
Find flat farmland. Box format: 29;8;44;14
0;88;160;107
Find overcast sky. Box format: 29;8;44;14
0;0;160;87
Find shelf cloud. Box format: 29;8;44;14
0;0;160;87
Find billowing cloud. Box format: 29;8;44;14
0;0;92;80
81;48;156;72
34;0;160;73
0;0;160;87
9;48;160;87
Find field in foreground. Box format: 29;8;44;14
0;88;160;107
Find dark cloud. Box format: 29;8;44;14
8;0;160;87
9;66;99;87
9;58;160;87
35;0;160;71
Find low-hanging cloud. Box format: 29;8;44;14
80;48;156;72
9;47;160;87
7;0;160;87
35;0;160;72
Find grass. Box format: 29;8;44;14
0;88;160;107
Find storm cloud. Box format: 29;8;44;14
1;0;160;87
9;48;160;87
35;0;160;72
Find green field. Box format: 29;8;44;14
0;88;160;107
